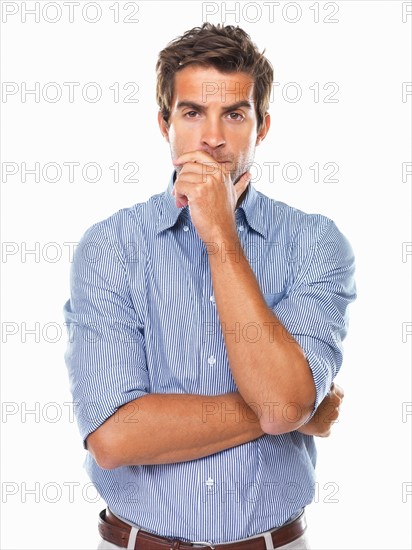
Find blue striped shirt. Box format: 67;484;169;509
63;171;356;543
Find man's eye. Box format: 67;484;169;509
185;111;198;117
228;112;244;121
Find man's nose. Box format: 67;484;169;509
201;118;226;149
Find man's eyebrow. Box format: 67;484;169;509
175;100;253;112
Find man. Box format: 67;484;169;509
64;23;356;550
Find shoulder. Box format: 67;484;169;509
256;190;342;241
254;190;355;272
74;192;164;266
84;191;163;236
79;192;163;243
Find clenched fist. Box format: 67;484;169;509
172;150;251;244
298;382;344;438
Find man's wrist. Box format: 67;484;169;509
204;231;241;262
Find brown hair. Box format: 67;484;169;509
156;23;273;132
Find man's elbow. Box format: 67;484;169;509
259;400;314;436
86;428;123;470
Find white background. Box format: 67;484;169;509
1;1;411;549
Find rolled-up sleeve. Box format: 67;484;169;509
274;219;356;416
63;221;149;447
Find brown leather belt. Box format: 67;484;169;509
98;508;307;549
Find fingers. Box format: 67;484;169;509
173;150;235;184
328;382;344;404
173;150;229;169
313;382;345;437
327;382;344;425
328;406;340;423
174;152;229;180
171;150;251;223
172;151;249;211
173;150;216;166
329;383;344;415
333;382;344;401
234;171;251;201
176;161;224;179
318;432;331;438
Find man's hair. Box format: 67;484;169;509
156;23;274;132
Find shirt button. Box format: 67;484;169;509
210;295;215;304
183;225;189;232
208;356;216;365
205;477;215;491
238;225;244;232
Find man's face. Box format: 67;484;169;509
158;65;270;185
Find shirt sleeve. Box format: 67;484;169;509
63;219;149;447
273;218;356;417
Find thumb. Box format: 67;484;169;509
234;171;251;199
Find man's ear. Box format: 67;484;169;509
256;112;271;146
158;111;170;143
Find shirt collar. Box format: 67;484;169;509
156;170;267;239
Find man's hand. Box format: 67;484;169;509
172;151;250;243
297;383;344;437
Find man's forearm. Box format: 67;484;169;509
86;387;339;469
208;233;316;435
86;392;264;470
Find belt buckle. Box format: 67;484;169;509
190;542;216;549
168;541;215;550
